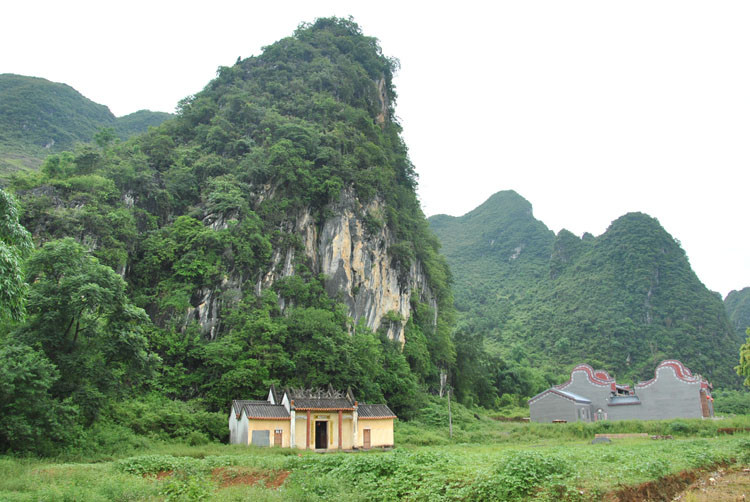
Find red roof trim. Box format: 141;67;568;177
295;407;355;411
635;360;702;388
555;364;614;390
246;416;290;420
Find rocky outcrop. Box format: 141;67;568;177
189;188;435;344
313;190;434;343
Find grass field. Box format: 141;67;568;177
2;416;749;501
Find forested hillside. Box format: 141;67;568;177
726;288;750;341
430;190;743;405
0;74;171;176
1;18;456;454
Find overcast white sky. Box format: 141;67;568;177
3;1;749;297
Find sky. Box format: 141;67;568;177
3;1;749;297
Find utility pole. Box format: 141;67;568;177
447;386;453;439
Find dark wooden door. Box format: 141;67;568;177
315;421;327;449
274;429;282;447
363;429;371;449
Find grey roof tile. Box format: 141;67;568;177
243;403;290;419
232;399;268;415
358;403;396;418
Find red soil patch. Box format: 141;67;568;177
212;467;290;489
143;470;173;479
718;428;750;435
266;470;290;489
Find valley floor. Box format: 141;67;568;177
1;422;749;501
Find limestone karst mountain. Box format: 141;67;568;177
10;18;454;414
430;190;743;389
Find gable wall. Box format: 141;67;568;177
634;366;703;419
238;413;249;445
558;370;612;414
228;412;238;444
529;392;589;423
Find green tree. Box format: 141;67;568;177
0;188;33;322
19;238;159;422
0;341;80;454
738;328;750;387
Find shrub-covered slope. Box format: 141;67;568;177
8;18;454;425
725;287;750;340
0;74;171;176
430;190;742;389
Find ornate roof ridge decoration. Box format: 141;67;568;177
635;359;704;389
555;364;615;389
287;387;348;399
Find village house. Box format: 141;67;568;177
229;385;396;449
528;360;714;423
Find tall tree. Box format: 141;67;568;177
19;238;159;421
738;328;750;387
0;188;33;322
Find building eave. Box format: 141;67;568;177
294;407;355;411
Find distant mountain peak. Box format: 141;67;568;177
430;190;743;389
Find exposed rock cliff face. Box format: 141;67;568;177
184;188;435;344
313;189;434;343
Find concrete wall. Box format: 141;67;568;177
238;413;248;445
605;403;645;420
358;419;394;447
632;366;703;420
294;415;308;449
529;392;590;423
228;413;238;444
247;419;291;447
558;370;612;415
247;411;389;449
300;412;356;450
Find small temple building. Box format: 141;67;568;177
229;385;396;449
528;360;714;423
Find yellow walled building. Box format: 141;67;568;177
229;386;396;450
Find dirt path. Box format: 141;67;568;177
672;467;749;501
605;463;747;501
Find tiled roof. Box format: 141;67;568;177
232;399;268;415
529;388;591;404
292;397;354;409
554;390;591;403
358;403;397;419
243;403;290;419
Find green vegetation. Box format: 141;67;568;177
429;191;744;408
714;388;750;415
2;25;747;502
726;287;750;340
0;189;32;321
0;74;171;177
1;410;749;501
738;328;750;387
1;18;453;455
